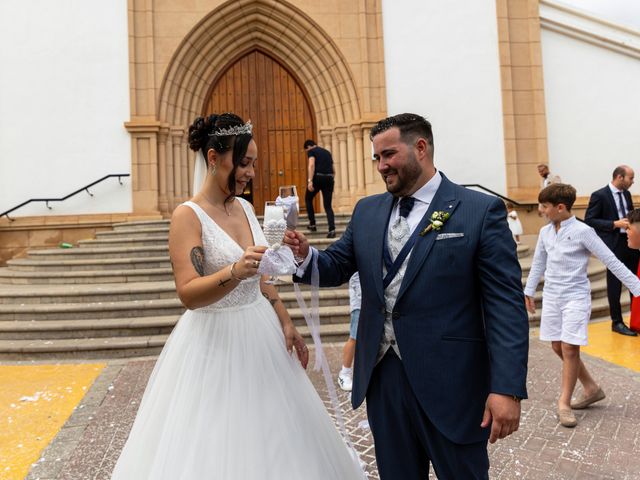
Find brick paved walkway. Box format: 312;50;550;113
26;339;640;479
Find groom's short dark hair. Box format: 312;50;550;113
370;113;434;153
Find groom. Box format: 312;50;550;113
285;113;529;479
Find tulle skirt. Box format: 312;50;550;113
111;296;365;479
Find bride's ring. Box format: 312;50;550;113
253;260;259;267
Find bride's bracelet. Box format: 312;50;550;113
230;262;246;281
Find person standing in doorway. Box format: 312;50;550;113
304;139;336;238
585;165;640;336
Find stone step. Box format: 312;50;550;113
6;256;170;272
76;235;343;249
112;219;170;230
0;267;174;285
96;226;347;241
0;316;177;340
110;214;351;231
96;227;170;239
27;245;170;260
0;297;351;323
78;236;169;248
0;281;349;308
0;323;350;360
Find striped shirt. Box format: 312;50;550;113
524;216;640;298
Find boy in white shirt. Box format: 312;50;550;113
525;184;640;428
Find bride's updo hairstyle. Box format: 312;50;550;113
188;113;253;200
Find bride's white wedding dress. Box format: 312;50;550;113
111;198;364;479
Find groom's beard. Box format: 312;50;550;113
383;151;422;197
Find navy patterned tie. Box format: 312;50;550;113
398;196;415;219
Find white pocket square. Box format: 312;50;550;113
436;233;465;240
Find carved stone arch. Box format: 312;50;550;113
151;0;382;214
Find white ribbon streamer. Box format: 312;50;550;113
293;255;367;477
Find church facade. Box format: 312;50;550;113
1;0;639;264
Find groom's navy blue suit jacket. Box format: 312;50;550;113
296;174;529;444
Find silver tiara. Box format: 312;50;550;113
210;121;253;137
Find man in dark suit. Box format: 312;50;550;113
585;165;639;336
285;114;529;479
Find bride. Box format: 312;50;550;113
111;113;365;479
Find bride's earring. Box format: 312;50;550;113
210;164;217;176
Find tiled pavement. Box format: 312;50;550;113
25;339;640;480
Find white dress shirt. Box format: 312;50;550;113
609;183;630;233
296;171;443;361
524;216;640;299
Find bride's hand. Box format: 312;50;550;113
283;323;309;369
234;245;267;279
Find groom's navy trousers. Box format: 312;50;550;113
367;350;488;479
295;173;528;478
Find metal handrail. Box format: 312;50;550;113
0;174;130;221
461;184;538;211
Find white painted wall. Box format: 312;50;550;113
558;0;640;31
380;0;507;194
0;0;131;218
541;25;640;195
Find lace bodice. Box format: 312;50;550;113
181;199;268;310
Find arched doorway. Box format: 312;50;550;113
204;49;316;214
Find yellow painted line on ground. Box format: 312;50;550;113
0;364;104;480
582;319;640;373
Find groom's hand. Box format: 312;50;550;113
284;230;310;258
481;393;521;444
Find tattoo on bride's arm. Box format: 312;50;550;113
190;246;205;277
218;277;231;287
262;292;280;307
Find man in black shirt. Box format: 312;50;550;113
304;139;336;238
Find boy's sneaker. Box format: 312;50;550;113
338;371;353;391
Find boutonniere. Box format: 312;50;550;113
420;211;451;236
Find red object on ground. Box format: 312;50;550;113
630;263;640;331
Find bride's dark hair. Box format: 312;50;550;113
188;113;252;203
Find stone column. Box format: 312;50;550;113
126;1;159;214
331;131;341;193
350;124;365;198
124;121;161;214
496;0;549;200
336;126;349;208
180;133;189;202
171;128;184;206
166;132;175;212
347;127;357;198
362;125;373;188
157;126;169;215
187;150;195;197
